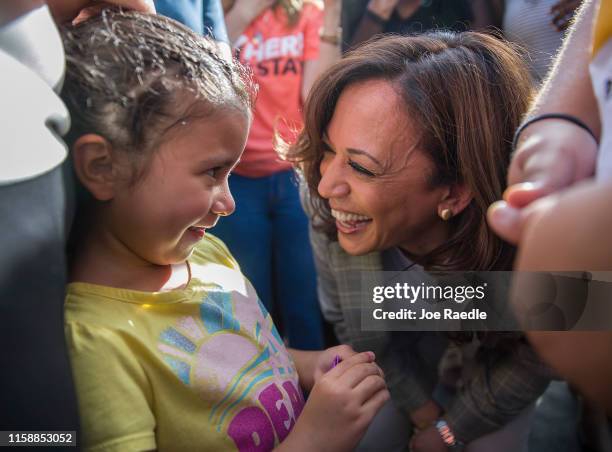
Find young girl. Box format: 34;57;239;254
61;9;388;451
212;0;341;350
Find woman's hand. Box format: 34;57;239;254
409;425;448;452
409;399;441;430
282;351;390;452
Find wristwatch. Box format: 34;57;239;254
434;419;464;451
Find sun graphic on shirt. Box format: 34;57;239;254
157;287;295;430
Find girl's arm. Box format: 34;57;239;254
301;0;342;102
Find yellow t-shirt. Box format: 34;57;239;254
591;0;612;180
65;234;304;452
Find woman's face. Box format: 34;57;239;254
318;79;451;256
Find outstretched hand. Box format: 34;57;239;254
487;119;597;244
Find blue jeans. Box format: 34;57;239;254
212;170;324;350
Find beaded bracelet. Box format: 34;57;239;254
512;113;599;151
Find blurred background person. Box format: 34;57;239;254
213;0;342;350
502;0;582;83
341;0;492;52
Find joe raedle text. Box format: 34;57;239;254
372;307;487;321
365;281;490;330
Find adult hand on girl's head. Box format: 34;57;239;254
487;119;597;245
46;0;155;24
287;351;389;451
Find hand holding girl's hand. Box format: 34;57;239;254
289;351;390;452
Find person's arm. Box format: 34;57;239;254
223;0;273;45
202;0;228;42
200;0;232;61
525;0;599;133
513;180;612;414
307;206;434;422
488;0;600;245
348;0;399;49
300;0;342;102
441;341;551;444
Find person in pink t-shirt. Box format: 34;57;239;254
215;0;341;349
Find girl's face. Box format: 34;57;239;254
318;79;451;256
108;109;249;266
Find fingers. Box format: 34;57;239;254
488;195;560;245
487;201;524;245
326;351;375;378
354;373;388;403
70;0;155;24
360;385;390;418
503;182;550;208
334;344;358;362
340;361;385;388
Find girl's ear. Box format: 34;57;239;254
71;134;118;201
437;183;473;219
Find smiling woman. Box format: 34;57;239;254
292;32;529;270
287;32;552;451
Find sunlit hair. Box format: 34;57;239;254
60;8;255;173
287;32;533;271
